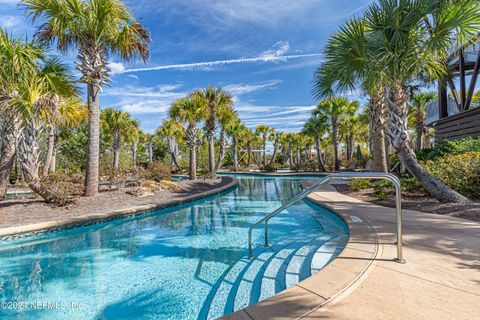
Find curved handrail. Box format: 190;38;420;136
247;172;405;263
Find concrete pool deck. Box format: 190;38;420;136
224;185;480;320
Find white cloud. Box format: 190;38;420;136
259;41;290;59
224;80;282;96
108;62;126;75
0;15;24;29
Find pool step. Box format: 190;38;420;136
203;233;346;320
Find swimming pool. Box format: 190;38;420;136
0;174;348;319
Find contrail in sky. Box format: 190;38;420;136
120;53;323;74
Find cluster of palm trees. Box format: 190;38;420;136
313;0;480;203
20;0;151;197
0;29;87;202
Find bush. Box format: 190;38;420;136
373;180;395;200
40;173;85;206
348;179;371;191
416;137;480;161
141;162;173;182
423;152;480;199
261;164;278;172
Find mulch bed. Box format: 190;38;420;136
0;178;226;229
333;184;480;222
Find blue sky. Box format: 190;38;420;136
1;0;371;133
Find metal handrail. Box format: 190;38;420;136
247;173;405;263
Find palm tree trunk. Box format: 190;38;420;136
85;83;100;197
269;143;278;165
189;146;197;180
369;91;388;172
263;139;267;166
332;119;340;171
43;125;56;177
387;85;469;203
0;117;21;198
50;146;57;173
207;134;215;175
147;142;153;162
186;124;198;180
113;150;120;173
415;112;425;150
20;123;63;204
232;137;239;172
211;129;227;177
315;136;326;172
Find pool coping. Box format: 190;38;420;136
222;184;379;320
0;176;238;240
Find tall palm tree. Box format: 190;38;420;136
0;29;42;198
156;119;184;171
255;125;274;166
194;87;234;176
101;108;135;174
24;0;151;196
314;17;389;173
409;92;436;150
314;97;355;171
169;95;207;180
363;0;479;202
211;105;237;177
303;114;330;172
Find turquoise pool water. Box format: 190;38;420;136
0;174;348;319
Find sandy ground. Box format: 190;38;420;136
333;184;480;222
0;178;227;228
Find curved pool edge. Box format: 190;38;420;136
0;176;239;240
221;187;378;320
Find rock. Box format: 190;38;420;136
125;180;141;187
126;187;154;197
158;180;181;191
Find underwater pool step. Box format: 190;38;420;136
204;238;300;320
203;233;347;320
234;237;316;311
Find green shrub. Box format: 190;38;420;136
261;164;278;172
423;151;480;199
416;137;480;161
348;179;371;191
141;162;173;182
373;180;395;200
400;175;425;193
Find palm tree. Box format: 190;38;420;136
125;120;140;171
101;108;136;174
363;0;479;202
268;130;282;165
194;87;234;176
314;17;389;173
47;98;88;174
255;125;274;166
303;115;329;172
226;120;246;172
24;0;151;196
143;133;156;163
314;97;355;171
169;95;207;180
157;119;184;171
409;92;436;150
38;58;82;176
0;29;42;198
211;105;237;177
